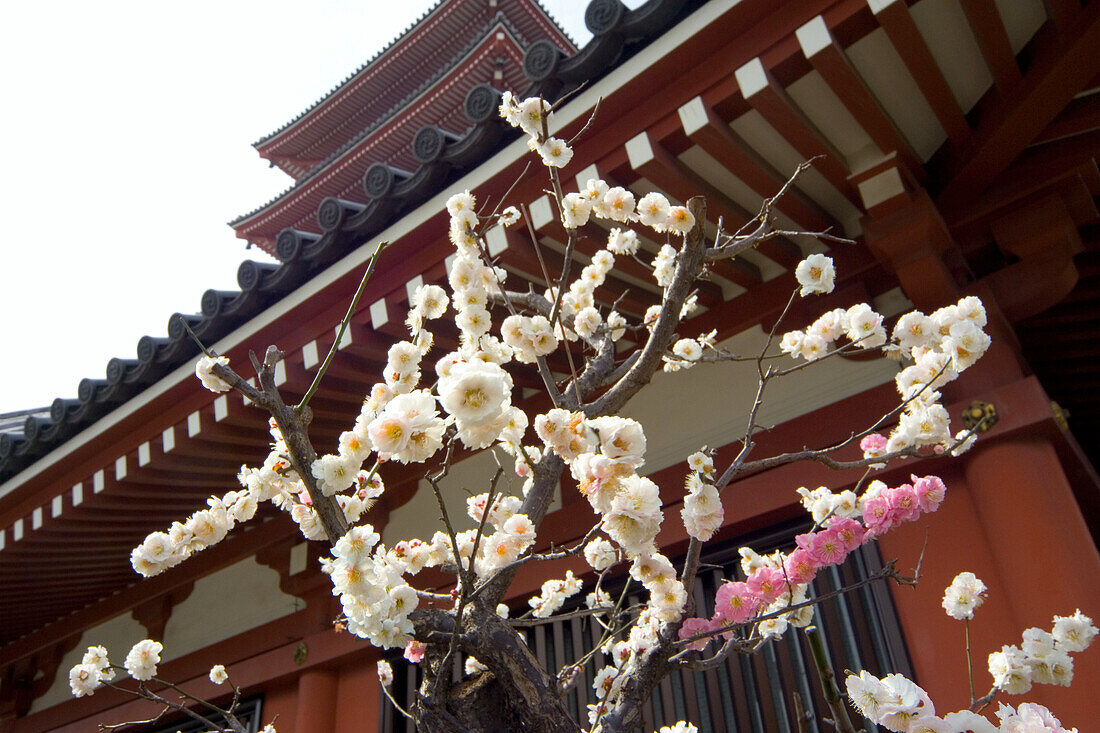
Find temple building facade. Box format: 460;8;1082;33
1;0;1098;730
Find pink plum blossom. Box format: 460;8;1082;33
404;640;427;663
713;581;761;625
678;617;719;651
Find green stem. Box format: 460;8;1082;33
804;625;857;733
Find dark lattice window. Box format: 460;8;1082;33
381;519;913;732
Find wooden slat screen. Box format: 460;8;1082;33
381;518;913;732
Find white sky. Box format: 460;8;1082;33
0;0;593;413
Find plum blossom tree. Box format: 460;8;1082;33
69;95;1094;733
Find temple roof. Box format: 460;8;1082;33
2;0;1099;656
230;20;539;251
253;0;575;179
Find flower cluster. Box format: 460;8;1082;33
678;475;945;649
322;524;419;649
466;496;537;578
528;570;583;617
987;610;1095;694
68;639;167;699
133;416;381;575
846;670;1082;732
680;450;723;541
780;299;888;361
69;645;114;698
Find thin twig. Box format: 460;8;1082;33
297;242;387;410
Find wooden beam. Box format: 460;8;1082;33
936;3;1100;206
678;95;840;234
1032;92;1100;144
0;520;298;668
959;0;1022;93
870;0;970;145
795;15;925;179
626;130;798;273
735;57;864;209
1041;0;1083;35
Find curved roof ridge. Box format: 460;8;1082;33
2;0;698;484
253;0;449;149
231;20;524;229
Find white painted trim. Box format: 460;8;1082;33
32;507;42;530
405;274;424;303
574;164;600;191
678;96;709;136
370;298;389;329
93;470;105;494
188;411;202;437
51;494;63;518
72;483;83;506
115;456;127;481
868;0;899;14
528;195;554;230
335;324;352;349
162;426;175;452
214;396;229;422
735;57;768;98
139;442;151;466
12;518;22;542
485;226;508;256
0;0;743;504
796;16;832;58
857;167;906;209
625;131;655;169
302;340;320;370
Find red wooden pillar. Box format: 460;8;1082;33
293;668;339;733
879;435;1100;723
963;437;1100;722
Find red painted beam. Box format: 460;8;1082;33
796;16;926;180
680;97;840;234
936;3;1100;206
737;58;864;209
959;0;1022;93
871;0;970;145
1032;92;1100;144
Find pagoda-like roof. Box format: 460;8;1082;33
253;0;575;179
231;20;539;252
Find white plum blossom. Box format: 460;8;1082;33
942;571;987;620
69;663;102;698
377;660;394;686
124;639;163;681
195;355;232;393
607;227;640;256
636;191;671;230
666;205;695;234
794;254;835;296
1052;609;1097;652
535;136;573;168
209;664;228;685
584;538;619;571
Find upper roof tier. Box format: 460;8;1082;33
253;0;575;180
231;20;544;253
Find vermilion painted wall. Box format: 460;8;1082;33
879;436;1100;725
